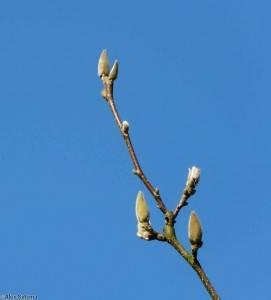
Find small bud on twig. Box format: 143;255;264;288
98;49;110;77
188;211;203;257
132;169;137;174
135;191;150;223
121;120;129;134
108;60;119;80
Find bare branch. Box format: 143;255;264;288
168;237;220;300
173;188;193;218
97;50;220;300
99;75;167;214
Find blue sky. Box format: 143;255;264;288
0;1;270;299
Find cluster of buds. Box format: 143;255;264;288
98;49;119;80
185;166;201;195
188;211;203;258
135;191;153;240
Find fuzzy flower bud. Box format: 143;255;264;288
186;166;201;187
108;60;119;80
135;191;150;223
98;49;110;77
188;211;203;251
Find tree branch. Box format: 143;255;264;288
97;50;220;300
168;237;220;299
100;75;167;214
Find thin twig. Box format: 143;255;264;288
168;237;220;300
173;188;193;219
100;76;167;214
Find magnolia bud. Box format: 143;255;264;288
122;120;129;134
135;191;150;223
108;60;119;80
98;49;110;77
186;166;201;186
188;211;203;254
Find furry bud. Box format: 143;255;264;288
108;60;119;80
98;49;110;77
188;211;203;249
187;166;201;186
135;191;150;223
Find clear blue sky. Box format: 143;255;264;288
0;1;270;299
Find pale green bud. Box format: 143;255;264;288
98;49;110;77
135;191;150;223
108;60;119;80
188;211;203;248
